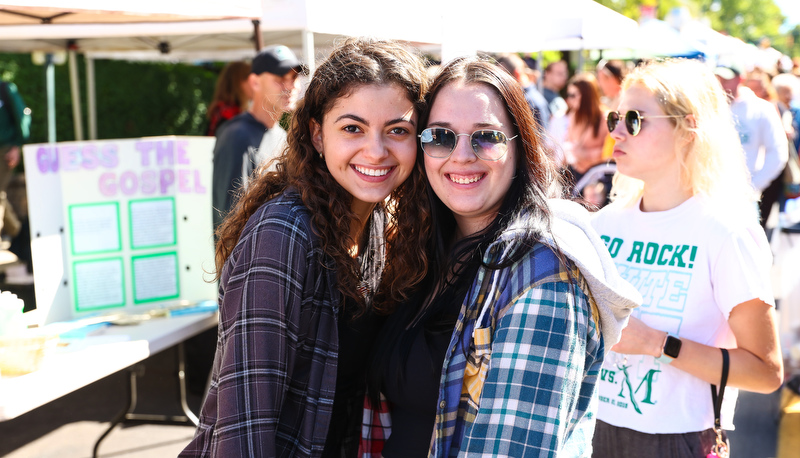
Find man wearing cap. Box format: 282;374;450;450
191;45;302;395
211;44;303;231
715;64;788;228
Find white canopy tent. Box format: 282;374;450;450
0;0;643;142
596;18;706;61
0;1;263;142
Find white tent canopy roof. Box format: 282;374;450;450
0;1;261;24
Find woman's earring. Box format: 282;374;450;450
319;152;323;159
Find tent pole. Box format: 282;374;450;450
45;53;56;144
86;57;97;140
302;30;315;76
537;50;544;92
68;49;84;141
252;19;263;51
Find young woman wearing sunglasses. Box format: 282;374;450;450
561;73;613;208
592;59;782;457
365;56;640;457
180;38;430;458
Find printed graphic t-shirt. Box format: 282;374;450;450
591;195;774;433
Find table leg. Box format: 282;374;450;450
92;364;143;458
91;344;201;457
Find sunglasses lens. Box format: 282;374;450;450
606;112;620;133
625;110;642;136
420;128;456;158
471;130;509;160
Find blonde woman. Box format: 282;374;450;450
591;59;782;457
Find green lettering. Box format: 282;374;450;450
657;244;674;266
633;369;661;405
643;242;659;265
608;237;623;258
627;241;644;263
668;245;689;268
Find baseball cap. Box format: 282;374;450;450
713;63;743;80
252;45;303;76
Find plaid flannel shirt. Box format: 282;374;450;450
361;238;603;458
181;190;341;458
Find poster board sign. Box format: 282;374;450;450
23;136;217;324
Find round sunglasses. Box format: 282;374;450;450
418;127;518;161
607;110;684;136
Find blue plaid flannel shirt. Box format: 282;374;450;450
430;240;603;457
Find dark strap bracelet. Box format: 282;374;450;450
711;348;730;429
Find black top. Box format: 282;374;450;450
380;296;461;457
323;298;386;457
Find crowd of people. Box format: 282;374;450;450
180;37;798;457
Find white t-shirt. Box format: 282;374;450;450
242;125;288;189
730;86;788;191
591;195;774;433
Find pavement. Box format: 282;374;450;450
0;343;204;458
0;351;785;458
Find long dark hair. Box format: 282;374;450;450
568;72;605;137
215;38;431;316
368;56;569;399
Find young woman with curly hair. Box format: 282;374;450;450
181;38;430;458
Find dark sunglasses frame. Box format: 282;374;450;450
607;110;683;136
418;127;518;161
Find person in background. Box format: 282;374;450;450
189;47;305;397
596;59;626;111
181;38;429;458
744;67;778;102
211;44;303;232
716;64;788;229
496;53;550;130
592;58;783;458
366;56;639;457
773;72;800;153
561;74;608;177
0;79;30;254
560;73;613;208
542;59;569;118
205;61;252;137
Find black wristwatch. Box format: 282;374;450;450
656;333;682;364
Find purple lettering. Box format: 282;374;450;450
98;172;117;196
100;144;119;168
119;171;138;196
141;170;157;195
81;145;99;170
36;147;57;173
177;141;190;165
194;169;207;194
178;169;191;193
156;141;174;166
61;145;81;171
160;169;175;194
135;141;154;166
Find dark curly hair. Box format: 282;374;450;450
214;37;431;317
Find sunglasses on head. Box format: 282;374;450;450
418;127;517;161
606;110;683;136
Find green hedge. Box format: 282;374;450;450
0;52;222;144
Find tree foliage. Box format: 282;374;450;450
596;0;792;55
0;53;221;145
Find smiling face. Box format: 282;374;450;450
424;81;517;238
609;84;682;187
311;83;418;219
